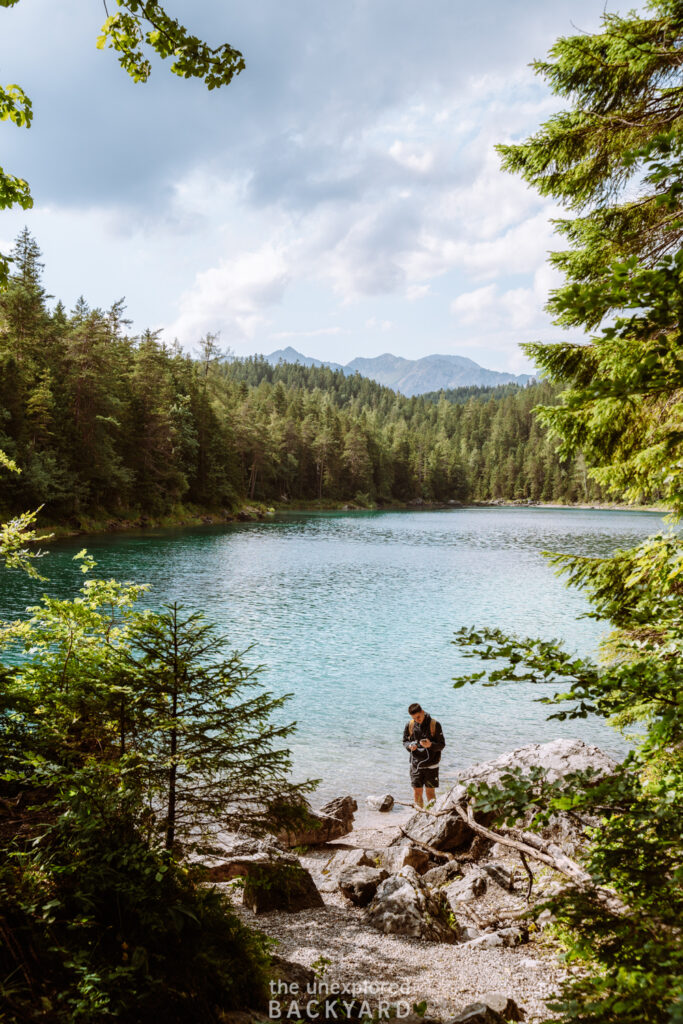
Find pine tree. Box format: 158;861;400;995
122;604;316;851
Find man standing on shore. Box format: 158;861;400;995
403;703;445;807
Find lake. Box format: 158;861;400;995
0;507;667;808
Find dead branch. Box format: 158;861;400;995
519;849;534;902
394;799;454;818
398;826;454;861
453;800;628;916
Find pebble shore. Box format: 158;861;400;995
226;807;573;1022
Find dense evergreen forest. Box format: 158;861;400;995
0;230;608;523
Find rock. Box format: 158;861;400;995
482;861;516;891
462;738;616;787
243;860;325;913
479;994;524;1021
397;1016;442;1024
497;925;528;947
391;739;616;853
447;994;523;1024
538;878;566;898
444;871;486;905
365;866;458;942
318;875;343;894
195;835;297;882
325;848;376;873
422;860;463;888
378;845;430;875
278;795;358;847
536;908;556;929
463;933;504;950
318;848;381;891
366;793;394;812
338;865;388;907
465;835;493;862
540;810;591;856
447;1003;505;1023
267;955;316;995
460;925;482;941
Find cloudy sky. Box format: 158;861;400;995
1;0;615;373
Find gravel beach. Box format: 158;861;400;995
225;806;573;1022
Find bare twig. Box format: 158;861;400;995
519;850;534;901
394;799;455;818
398;826;454;861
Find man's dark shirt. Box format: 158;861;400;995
402;714;445;769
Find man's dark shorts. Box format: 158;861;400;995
410;765;439;789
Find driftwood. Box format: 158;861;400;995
395;799;453;818
451;800;629;916
396;797;628;915
397;825;455;861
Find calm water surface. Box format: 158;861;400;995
0;508;667;805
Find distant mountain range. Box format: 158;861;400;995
264;346;532;397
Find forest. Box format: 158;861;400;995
0;229;610;524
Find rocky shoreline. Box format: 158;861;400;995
204;739;615;1024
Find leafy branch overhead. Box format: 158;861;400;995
0;1;244;284
96;1;245;88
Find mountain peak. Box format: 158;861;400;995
263;348;531;395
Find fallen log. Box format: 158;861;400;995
452;799;629;916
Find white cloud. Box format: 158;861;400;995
271;327;344;339
451;264;566;334
388;140;435;174
451;284;499;325
166;244;290;345
3;0;608;367
365;317;393;331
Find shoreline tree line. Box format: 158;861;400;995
0;231;612;524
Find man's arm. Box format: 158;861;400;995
403;722;416;751
430;720;445;752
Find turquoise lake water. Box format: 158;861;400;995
0;507;667;806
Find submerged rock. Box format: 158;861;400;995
366;793;395;812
